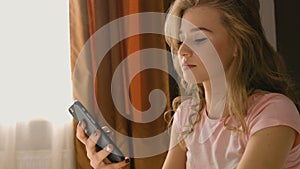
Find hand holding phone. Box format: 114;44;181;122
69;101;126;163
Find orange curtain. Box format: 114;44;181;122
69;0;175;169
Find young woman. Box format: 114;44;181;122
162;0;300;169
76;0;300;168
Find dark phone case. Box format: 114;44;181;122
69;101;125;163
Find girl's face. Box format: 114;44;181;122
178;5;235;83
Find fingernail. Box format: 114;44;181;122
101;126;111;134
104;144;113;152
125;158;130;163
79;120;85;128
93;130;98;136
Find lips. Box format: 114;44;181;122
182;63;197;70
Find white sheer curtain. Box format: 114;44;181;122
0;121;75;169
0;0;75;169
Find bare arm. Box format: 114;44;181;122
237;125;297;169
162;123;187;169
162;143;187;169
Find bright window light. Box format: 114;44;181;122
0;0;72;126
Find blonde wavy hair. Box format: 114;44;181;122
164;0;299;136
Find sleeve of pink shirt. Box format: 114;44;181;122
172;106;181;134
172;100;192;134
247;93;300;147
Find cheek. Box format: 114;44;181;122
212;39;234;71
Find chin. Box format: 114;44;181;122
183;72;209;84
183;74;200;84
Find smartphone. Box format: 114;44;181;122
69;100;125;163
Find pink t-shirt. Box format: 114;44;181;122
173;91;300;169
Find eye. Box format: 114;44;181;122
177;40;183;45
177;34;184;46
194;37;207;43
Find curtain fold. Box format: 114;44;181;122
69;0;174;168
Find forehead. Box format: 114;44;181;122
180;6;223;32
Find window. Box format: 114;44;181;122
0;0;72;125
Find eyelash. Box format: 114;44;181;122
177;37;207;46
195;37;207;43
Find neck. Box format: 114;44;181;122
202;79;227;119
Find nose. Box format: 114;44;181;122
178;43;192;59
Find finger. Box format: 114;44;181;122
76;121;88;145
103;158;112;164
90;144;114;168
102;157;130;169
86;130;101;159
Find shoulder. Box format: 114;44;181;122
249;90;296;108
173;98;201;130
175;98;200;116
247;90;298;118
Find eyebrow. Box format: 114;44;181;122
179;27;212;34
